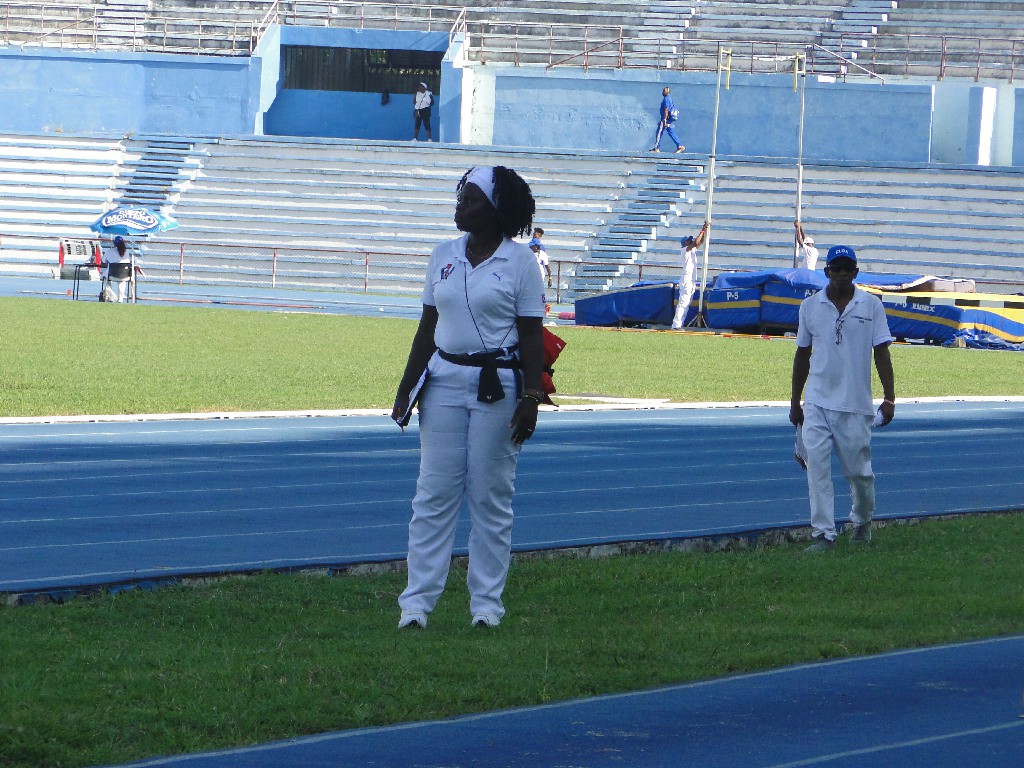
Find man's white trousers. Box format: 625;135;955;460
672;281;696;329
399;356;521;619
802;403;875;541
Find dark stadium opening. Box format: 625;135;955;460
282;46;444;95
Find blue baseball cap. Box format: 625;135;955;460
113;236;125;246
825;245;857;266
528;238;542;248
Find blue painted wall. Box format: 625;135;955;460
262;27;449;140
0;46;261;136
489;68;934;163
265;90;411;140
253;25;282;136
1014;89;1024;167
438;33;465;144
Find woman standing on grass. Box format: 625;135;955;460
391;166;546;630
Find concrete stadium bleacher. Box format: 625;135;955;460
150;138;657;294
0;133;122;273
2;2;1022;300
0;132;201;275
3;130;1022;298
634;159;1024;293
9;1;1022;81
826;0;1024;79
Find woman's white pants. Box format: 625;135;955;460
399;356;521;619
802;403;875;541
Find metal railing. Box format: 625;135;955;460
831;32;1024;82
5;230;1021;302
3;2;1022;80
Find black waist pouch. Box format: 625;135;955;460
438;346;520;404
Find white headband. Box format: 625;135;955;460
464;166;496;207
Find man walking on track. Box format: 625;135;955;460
650;86;685;153
790;245;896;553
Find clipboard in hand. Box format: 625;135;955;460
395;369;429;431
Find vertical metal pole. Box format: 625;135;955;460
695;46;729;326
272;247;278;288
179;243;184;285
794;54;807;268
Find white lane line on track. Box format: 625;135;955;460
0;520;411;554
1;396;1020;427
760;721;1024;768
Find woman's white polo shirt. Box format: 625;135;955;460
423;234;546;354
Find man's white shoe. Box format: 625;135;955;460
471;612;501;628
398;611;427;629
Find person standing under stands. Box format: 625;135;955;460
790;245;896;553
671;221;708;330
795;220;819;270
650;86;684;154
413;82;433;142
392;165;546;630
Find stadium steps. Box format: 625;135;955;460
113;139;202;209
570;160;706;295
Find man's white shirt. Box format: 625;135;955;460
680;246;698;286
796;287;893;415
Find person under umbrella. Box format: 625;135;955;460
101;236;133;303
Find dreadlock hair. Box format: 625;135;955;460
457;166;536;240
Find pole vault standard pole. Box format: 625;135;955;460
793;52;807;269
690;45;730;328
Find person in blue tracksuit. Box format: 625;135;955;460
650;86;685;153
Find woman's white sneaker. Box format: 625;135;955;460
398;611;427;629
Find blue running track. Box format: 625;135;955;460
2;399;1021;768
1;400;1022;598
105;635;1024;768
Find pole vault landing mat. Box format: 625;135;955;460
106;635;1024;768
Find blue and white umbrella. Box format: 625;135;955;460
90;206;179;237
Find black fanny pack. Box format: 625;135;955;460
437;345;520;404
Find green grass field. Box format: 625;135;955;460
0;297;1018;416
0;297;1021;768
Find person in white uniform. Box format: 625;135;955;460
102;236;132;303
671;221;708;330
790;245;896;553
795;220;819;270
392;165;546;629
413;82;433;141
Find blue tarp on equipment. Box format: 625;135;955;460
574;282;678;326
575;270;1024;350
705;286;760;328
881;294;1024;349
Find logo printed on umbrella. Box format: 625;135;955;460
100;209;159;231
